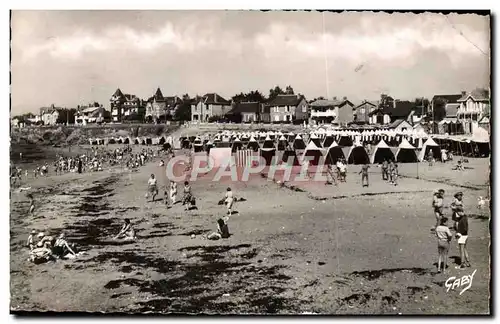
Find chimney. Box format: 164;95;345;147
214;94;217;103
343;96;347;100
461;91;466;96
333;96;337;101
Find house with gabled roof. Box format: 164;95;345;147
353;100;378;124
191;93;232;122
456;88;490;134
110;88;143;122
39;104;64;125
266;94;308;123
226;102;262;123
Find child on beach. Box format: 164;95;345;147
27;193;35;215
435;217;452;273
450;192;465;230
391;162;399;186
224;187;234;215
359;164;369;187
182;181;193;211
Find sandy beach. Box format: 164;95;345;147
10;147;491;314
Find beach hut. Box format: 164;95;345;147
134;137;141;145
300;141;323;166
338;134;354;147
322;135;334;148
231;138;244;153
344;144;369;165
262;136;275;149
395;138;418;163
193;137;204;153
325;141;345;165
286;132;295;142
107;137;117;145
281;149;301;166
145;137;153;145
246;136;260;152
418;137;441;162
260;147;276;166
370;139;396;164
277;135;288;151
292;134;306;150
309;133;322;148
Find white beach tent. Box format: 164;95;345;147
325;141;345;164
309;133;323;148
262;135;276;149
246;136;260;152
418;137;441;162
395;137;418;163
300;141;324;166
277;135;288;151
370;139;396;164
293;134;306;150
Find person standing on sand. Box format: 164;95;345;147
435;217;452;273
427;150;434;167
450;192;464;231
359;164;369;187
224;187;234;215
182;181;193;211
431;189;445;231
169;181;178;206
455;211;471;270
146;174;158;202
391;162;399;186
381;159;389;181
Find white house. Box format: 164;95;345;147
456;89;489;134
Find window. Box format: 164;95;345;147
359;108;365;114
302;105;307;113
274;115;280;122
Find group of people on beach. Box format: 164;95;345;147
432;190;470;273
26;231;78;264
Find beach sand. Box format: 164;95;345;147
10;151;491;314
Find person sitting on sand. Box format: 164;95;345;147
53;233;77;258
146;174;158;202
29;245;54;264
453;160;465;171
182;181;193;211
27;193;35;215
224;187;234;215
435;217;452;273
114;219;136;241
26;230;36;251
207;218;230;240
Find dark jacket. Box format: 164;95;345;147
457;215;469;236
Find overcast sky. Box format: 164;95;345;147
11;10;490;114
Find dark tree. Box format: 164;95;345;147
432;97;447;121
174;101;192;121
182;93;190;101
379;94;395;111
285;85;294;95
268;85;286;100
232;90;266;103
56;108;77;124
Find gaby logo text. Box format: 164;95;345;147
445;269;477;295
